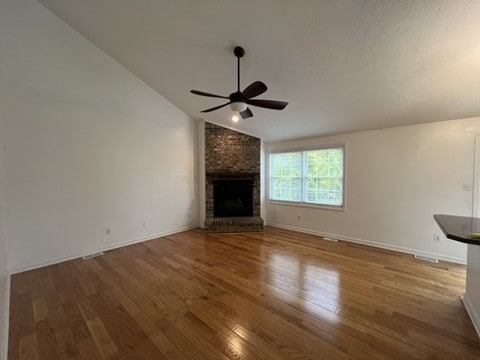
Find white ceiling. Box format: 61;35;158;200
36;0;480;142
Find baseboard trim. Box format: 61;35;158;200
9;224;198;274
1;275;10;360
463;294;480;339
266;222;466;265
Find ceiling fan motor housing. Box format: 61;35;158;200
229;91;243;102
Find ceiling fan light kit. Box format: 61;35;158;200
190;46;288;120
230;101;248;112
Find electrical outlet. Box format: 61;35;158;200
296;214;301;221
105;227;111;235
463;183;472;191
433;234;440;242
143;220;147;228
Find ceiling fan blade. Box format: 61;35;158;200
191;90;229;99
245;99;288;110
200;102;232;113
240;108;253;119
241;81;267;99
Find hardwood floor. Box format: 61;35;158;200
8;226;480;359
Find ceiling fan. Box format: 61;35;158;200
190;46;288;120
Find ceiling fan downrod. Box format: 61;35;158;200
234;46;245;93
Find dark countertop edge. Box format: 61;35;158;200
434;214;480;245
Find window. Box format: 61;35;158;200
269;146;344;207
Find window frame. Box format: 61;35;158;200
267;144;346;211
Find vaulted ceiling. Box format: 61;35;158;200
37;0;480;141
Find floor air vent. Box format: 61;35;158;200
414;254;439;263
322;237;338;242
82;252;104;260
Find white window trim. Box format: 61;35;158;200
267;143;346;211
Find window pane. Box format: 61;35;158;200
269;152;301;202
304;148;344;206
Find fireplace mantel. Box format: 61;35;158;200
206;172;259;178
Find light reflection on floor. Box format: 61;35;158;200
226;322;249;356
269;251;341;323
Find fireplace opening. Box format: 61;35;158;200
213;179;253;217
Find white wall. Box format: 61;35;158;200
0;0;198;273
266;118;480;264
465;245;480;337
0;103;10;359
464;132;480;337
474;133;480;218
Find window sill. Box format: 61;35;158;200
266;199;345;212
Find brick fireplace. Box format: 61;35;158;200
204;122;264;232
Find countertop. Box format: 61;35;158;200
434;214;480;245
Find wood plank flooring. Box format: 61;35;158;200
8;226;480;359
